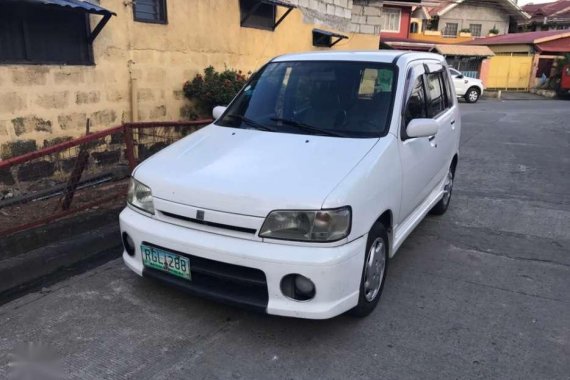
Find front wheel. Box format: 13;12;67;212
465;87;481;103
349;223;389;317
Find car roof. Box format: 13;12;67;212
272;51;445;67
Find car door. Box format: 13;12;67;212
424;63;457;182
398;63;442;223
450;68;467;96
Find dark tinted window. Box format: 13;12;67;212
426;73;445;117
217;61;397;138
0;3;92;65
134;0;168;24
240;0;276;30
441;70;455;107
404;76;427;126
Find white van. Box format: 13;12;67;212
120;51;461;319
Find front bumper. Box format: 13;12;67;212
120;207;366;319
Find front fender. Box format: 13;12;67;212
321;135;401;249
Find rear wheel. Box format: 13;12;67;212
430;164;455;216
465;87;480;103
349;222;389;317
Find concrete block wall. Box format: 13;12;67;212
350;0;384;34
0;64;129;149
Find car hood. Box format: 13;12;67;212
134;125;378;217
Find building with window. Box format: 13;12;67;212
467;30;570;90
521;0;570;32
0;0;414;153
408;0;529;43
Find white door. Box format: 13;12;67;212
398;65;442;223
450;68;467;96
424;65;457;180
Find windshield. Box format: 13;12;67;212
216;61;397;138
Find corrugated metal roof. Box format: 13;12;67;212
536;36;570;53
434;44;495;57
4;0;116;15
428;0;529;21
467;30;570;45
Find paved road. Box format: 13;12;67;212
1;100;569;380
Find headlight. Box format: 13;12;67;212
259;207;351;242
127;178;154;214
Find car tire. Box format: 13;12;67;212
430;164;455;216
349;222;389;318
465;87;480;103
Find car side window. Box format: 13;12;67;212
426;73;445;118
404;76;427;126
442;70;455;108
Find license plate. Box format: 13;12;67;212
141;245;191;280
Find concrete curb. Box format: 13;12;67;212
0;222;122;298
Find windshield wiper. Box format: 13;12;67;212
270;117;345;137
224;114;275;132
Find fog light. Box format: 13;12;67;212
122;232;135;256
280;274;316;301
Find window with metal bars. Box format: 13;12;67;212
470;24;482;37
443;22;458;37
134;0;168;24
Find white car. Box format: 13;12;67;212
449;68;484;103
120;51;461;319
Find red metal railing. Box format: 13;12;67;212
0;120;212;237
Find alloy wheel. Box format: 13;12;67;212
442;169;454;205
363;237;386;302
468;90;479;102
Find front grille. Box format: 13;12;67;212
159;210;257;235
142;242;268;312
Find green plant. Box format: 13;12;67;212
183;66;249;117
548;53;570;90
489;25;499;34
459;28;471;33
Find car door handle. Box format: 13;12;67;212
451;120;456;125
428;135;436;141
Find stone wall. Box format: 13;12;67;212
350;0;384;35
0;0;383;159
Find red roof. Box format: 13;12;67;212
523;0;570;16
536;36;570;52
426;0;528;20
426;1;449;16
467;30;570;45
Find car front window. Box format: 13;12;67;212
216;61;397;138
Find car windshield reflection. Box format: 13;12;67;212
216;61;397;138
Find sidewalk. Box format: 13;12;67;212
483;91;553;101
0;208;122;302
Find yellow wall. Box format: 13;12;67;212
409;32;473;44
0;0;380;149
487;45;534;55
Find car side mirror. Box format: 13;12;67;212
456;74;464;79
212;106;227;120
406;118;439;139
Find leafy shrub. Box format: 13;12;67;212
183;66;249;117
489;25;499;34
459;28;471;33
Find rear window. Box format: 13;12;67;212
216;61;398;138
